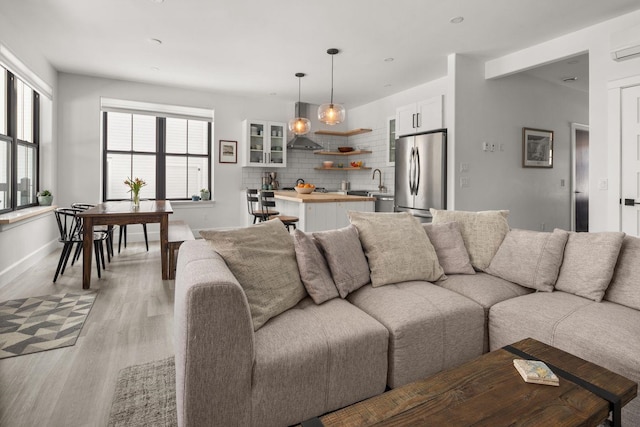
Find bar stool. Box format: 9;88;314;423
259;191;299;231
247;189;279;223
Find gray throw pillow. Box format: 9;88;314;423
200;219;307;331
604;235;640;310
430;209;510;271
554;231;625;302
485;228;569;292
348;211;444;287
423;222;475;275
292;229;339;304
313;225;370;298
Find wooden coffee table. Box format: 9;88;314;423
305;338;636;427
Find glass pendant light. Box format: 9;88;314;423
288;73;311;135
318;48;346;125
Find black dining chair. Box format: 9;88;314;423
247;189;279;223
71;203;114;261
259;191;299;231
53;207;108;283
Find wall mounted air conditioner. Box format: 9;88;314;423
611;24;640;61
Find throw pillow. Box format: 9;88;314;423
423;222;475;275
313;225;370;298
292;229;339;304
200;219;307;331
554;231;625;302
430;209;510;271
348;211;444;287
485;228;569;292
604;235;640;310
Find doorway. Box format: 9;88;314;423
621;84;640;236
571;123;589;232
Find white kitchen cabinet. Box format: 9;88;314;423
242;120;287;167
387;116;396;165
395;95;443;137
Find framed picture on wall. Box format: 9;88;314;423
522;127;553;168
219;140;237;164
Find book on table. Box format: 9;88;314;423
513;359;559;386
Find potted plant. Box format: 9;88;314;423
37;190;53;206
124;177;146;207
200;188;210;201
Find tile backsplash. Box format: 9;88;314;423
241;123;395;194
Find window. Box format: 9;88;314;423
0;69;40;214
103;110;211;201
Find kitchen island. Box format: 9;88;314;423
273;190;375;232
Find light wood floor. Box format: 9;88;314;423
0;241;175;427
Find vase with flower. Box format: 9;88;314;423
124;177;147;207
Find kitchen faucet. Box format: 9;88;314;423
372;169;385;193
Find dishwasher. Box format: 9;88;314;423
347;191;395;213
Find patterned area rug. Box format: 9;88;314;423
0;292;97;359
108;357;177;427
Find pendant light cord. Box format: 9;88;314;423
330;54;334;105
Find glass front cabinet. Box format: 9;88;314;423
242;120;287;168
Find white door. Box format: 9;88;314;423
621;85;640;236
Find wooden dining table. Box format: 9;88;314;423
77;200;173;289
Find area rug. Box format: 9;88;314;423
0;292;97;359
108;357;177;427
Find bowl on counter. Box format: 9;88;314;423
338;146;354;153
322;161;334;168
295;186;315;194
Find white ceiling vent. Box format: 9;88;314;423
611;24;640;62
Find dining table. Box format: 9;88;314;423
77;200;173;289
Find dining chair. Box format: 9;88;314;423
53;207;108;283
71;203;114;261
118;223;149;253
259;191;299;231
247;189;279;223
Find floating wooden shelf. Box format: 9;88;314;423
314;128;372;137
313;150;372;156
314;167;372;171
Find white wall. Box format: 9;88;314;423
57;72;293;236
486;8;640;231
451;54;588;230
0;14;58;287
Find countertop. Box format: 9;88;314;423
273;191;375;203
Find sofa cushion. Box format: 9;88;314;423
605;235;640;311
348;211;444;286
430;209;510;271
554;231;625;302
313;225;370;298
489;291;594;351
423;222;475;275
292;230;339;304
348;281;484;388
485;228;569;292
252;297;389;426
200;219;306;331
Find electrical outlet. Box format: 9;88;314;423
482;142;489;151
460;176;470;188
598;178;608;190
460;162;469;173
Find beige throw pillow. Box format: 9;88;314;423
348;211;444;287
423;222;475;275
292;229;339;304
313;225;370;298
430;209;510;271
554;231;625;302
605;235;640;310
485;228;569;292
200;219;307;331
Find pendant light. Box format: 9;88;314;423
318;48;346;125
288;73;311;135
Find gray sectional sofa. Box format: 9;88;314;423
174;210;640;427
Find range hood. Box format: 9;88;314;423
287;102;324;150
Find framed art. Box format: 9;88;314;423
522;127;553;168
219;140;237;164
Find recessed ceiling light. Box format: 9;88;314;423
562;77;578;82
450;16;464;24
384;57;394;62
148;38;162;45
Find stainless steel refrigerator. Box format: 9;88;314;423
394;129;447;222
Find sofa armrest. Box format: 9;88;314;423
174;240;254;427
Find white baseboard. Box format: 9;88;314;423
0;238;59;289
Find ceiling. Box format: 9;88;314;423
0;0;637;107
